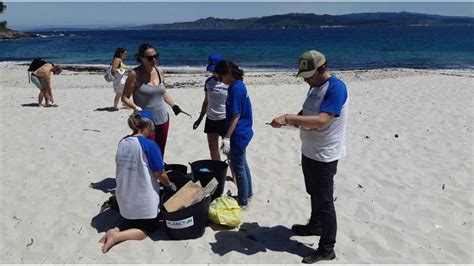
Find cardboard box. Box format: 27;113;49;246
163;178;218;212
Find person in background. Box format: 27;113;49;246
214;60;254;208
270;50;348;263
111;48;128;111
99;110;176;253
31;63;62;107
122;43;187;157
193;53;228;161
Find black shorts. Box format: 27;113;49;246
204;118;226;136
117;215;161;235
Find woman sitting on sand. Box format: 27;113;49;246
111;48;128;111
122;43;186;157
214;60;254;208
99;110;176;253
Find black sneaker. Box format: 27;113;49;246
302;248;336;264
291;223;322;236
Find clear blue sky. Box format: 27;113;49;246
2;2;473;30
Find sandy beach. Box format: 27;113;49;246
0;62;472;263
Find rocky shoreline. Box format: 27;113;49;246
0;29;39;40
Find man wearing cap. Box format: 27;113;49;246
270;50;348;263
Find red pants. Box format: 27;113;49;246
150;119;169;157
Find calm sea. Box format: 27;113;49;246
1;26;473;70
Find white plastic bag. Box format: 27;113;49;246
104;65;116;82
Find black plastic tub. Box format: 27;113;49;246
164;164;191;189
162;196;211;240
165;164;188;175
190;160;228;200
167;171;193;190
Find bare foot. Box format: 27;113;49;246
101;228;120;253
98;234;107;244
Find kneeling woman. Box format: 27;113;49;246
214;60;254;208
99;111;176;253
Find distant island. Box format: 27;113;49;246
129;12;474;30
0;27;39;40
0;1;39;40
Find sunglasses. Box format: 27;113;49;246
144;54;159;62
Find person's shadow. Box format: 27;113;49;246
21;103;40;107
210;222;314;259
94;107;118;112
90;177;121;233
21;103;58;107
89;177;116;193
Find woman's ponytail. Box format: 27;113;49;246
214;60;244;80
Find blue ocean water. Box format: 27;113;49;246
1;26;473;70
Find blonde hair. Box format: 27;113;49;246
128;111;154;134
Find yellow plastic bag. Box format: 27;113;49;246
208;195;242;228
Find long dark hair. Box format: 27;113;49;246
134;43;156;64
113;48;126;59
214;60;244;80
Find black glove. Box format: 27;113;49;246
193;118;202;130
172;105;182;116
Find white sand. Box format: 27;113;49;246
0;62;473;263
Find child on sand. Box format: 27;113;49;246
99;110;176;253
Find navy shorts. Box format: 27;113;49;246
204;118;226;136
117;215;161;235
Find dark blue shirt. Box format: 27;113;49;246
225;79;253;149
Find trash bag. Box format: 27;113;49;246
104;65;116;82
208;195;242;228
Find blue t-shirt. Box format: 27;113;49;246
319;76;348;117
225;79;254;149
137;136;164;172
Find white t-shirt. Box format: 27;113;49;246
205;76;228;121
300;76;348;162
115;136;164;219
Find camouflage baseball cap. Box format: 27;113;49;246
296;50;326;78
